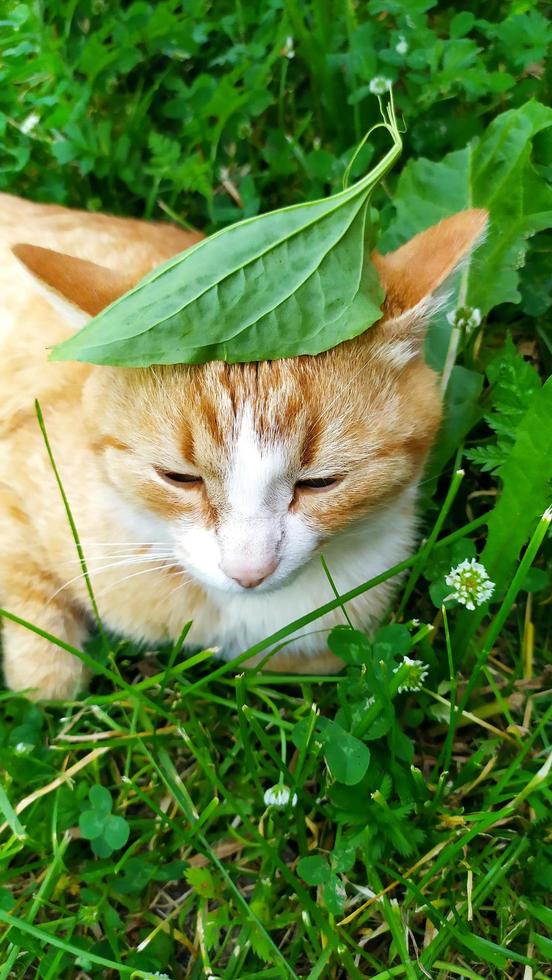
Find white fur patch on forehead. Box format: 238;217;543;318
227;408;289;517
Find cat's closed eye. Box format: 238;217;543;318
157;469;203;487
295;476;343;492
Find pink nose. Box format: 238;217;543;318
222;557;278;589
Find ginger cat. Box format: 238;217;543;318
0;193;487;699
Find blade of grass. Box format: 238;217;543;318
35;400;107;649
0;908;155;977
0;608;176;722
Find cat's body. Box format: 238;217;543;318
0;192;486;699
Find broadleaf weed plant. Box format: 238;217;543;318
0;1;551;977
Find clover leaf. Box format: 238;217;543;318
79;785;130;858
297;852;349;915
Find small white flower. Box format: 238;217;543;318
263;784;298;809
368;76;392;96
20;112;40;135
281;36;295;59
445;558;495;610
394;656;429;693
446;306;482;333
14;742;32;754
395;35;408;55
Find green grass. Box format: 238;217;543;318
1;0;552;977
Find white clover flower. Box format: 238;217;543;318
446;306;482;333
394;656;429;693
14;742;32;754
395;36;409;55
369;76;392;96
281;36;295;59
445;558;495;610
263;784;298;809
20;112;40;135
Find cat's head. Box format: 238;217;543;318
14;209;486;594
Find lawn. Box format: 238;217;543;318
1;1;551;977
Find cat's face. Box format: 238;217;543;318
84;333;441;594
14;207;487;595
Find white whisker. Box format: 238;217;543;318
48;554;175;603
92;561;186;600
63;550;173;566
167;575;194;599
77;541;171;547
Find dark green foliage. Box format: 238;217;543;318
1;0;550;230
466;336;542;474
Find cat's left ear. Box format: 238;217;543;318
12;243;135;328
371;208;488;366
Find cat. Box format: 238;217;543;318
0;192;487;699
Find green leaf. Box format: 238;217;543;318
91;835;114;859
184;866;217;898
532;932;552;960
88;785;112;816
322;873;347;916
523;899;552;932
102;814;130;850
51;105;402;367
454;930;514;970
465;336;541;474
381;101;552;316
248;923;275;963
318;718;371;786
373;623;412;658
520;567;550;593
297;855;330;885
115;857;155;894
0;784;25;839
0;888;16;912
328;626;372;665
449;11;475;38
331;840;357;873
79;810;105;840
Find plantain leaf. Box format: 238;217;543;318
381;100;552;314
51;103;402;367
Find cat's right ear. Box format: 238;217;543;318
12;243;135;328
370;209;488;368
